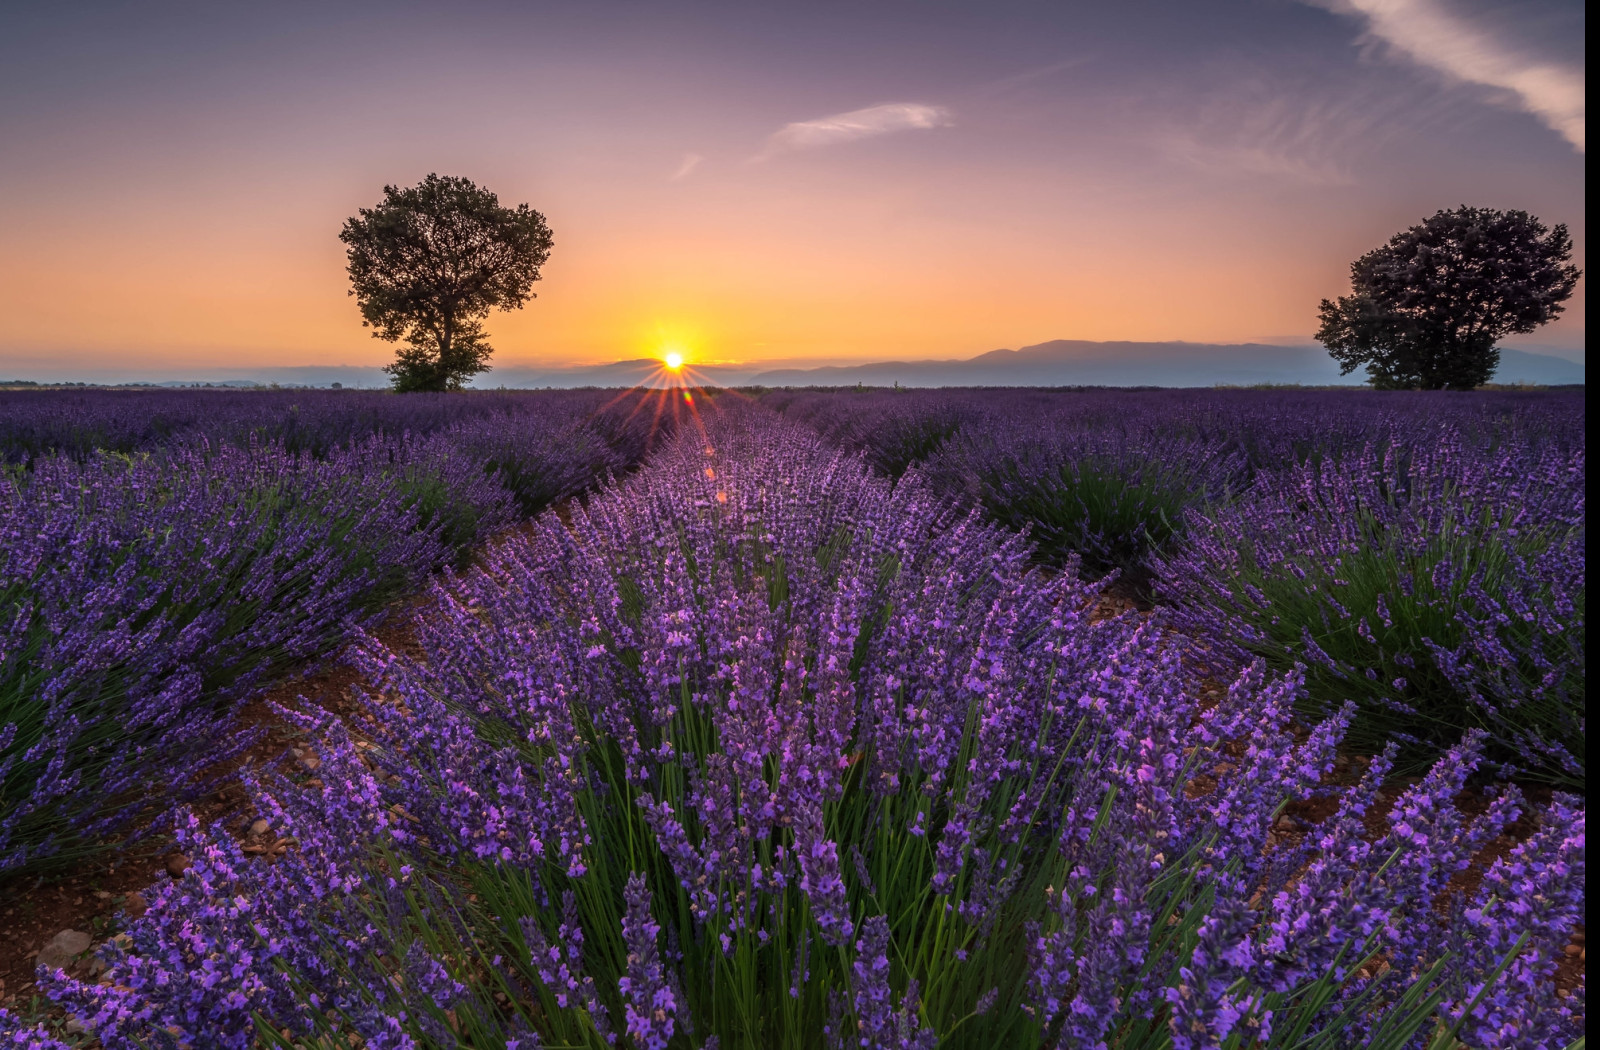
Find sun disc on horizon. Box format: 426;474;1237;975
663;351;684;371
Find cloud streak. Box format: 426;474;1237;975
1153;76;1466;185
1161;135;1354;185
756;102;952;159
967;57;1090;101
669;153;703;181
1310;0;1584;152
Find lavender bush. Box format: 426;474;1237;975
925;420;1245;581
0;437;494;873
1158;426;1586;785
16;409;1582;1048
1;391;672;875
777;388;1584;778
773;390;1250;584
769;390;977;478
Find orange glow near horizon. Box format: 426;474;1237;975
0;136;1584;377
0;196;1583;376
0;186;1580;376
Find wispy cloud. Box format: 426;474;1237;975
1161;136;1353;185
755;102;952;160
669;153;703;181
1308;0;1584;152
967;58;1089;101
1153;81;1457;185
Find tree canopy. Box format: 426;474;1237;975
341;174;554;392
1316;206;1580;390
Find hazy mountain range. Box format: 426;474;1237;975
725;341;1585;389
5;341;1583;389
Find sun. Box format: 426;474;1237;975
663;351;684;371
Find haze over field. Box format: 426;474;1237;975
0;0;1585;381
4;342;1583;390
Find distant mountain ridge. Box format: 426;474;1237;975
733;341;1584;389
742;340;1338;388
1;342;1582;388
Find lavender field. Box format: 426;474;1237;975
0;388;1585;1049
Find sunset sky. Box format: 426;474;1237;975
0;0;1585;378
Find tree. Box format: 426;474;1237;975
341;174;554;392
1316;206;1580;390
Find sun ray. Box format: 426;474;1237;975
578;350;757;467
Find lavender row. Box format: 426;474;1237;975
773;389;1585;783
1157;427;1586;784
770;388;1582;567
0;392;673;875
0;388;665;466
12;406;1582;1047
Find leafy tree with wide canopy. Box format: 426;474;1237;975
341;174;554;392
1317;206;1580;390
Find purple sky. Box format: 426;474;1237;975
0;0;1584;377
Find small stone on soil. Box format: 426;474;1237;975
165;853;192;878
35;929;91;972
250;819;271;837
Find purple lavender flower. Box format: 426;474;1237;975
618;873;677;1050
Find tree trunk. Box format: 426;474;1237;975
438;313;454;392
